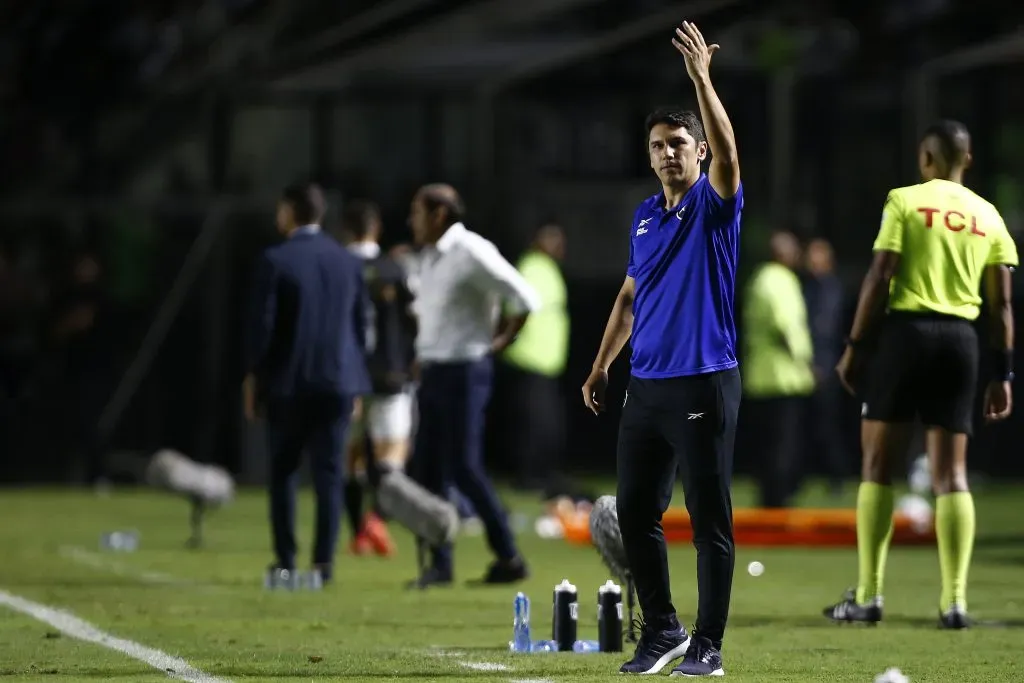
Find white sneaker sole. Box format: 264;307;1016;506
620;638;691;675
671;667;725;677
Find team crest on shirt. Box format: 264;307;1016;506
676;205;687;219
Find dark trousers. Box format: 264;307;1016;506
744;395;804;508
803;375;851;491
267;393;353;571
411;357;518;575
616;368;741;650
501;363;566;491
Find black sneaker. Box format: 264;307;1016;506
405;567;453;590
939;605;971;630
476;556;529;585
671;635;724;677
619;620;690;674
823;589;883;624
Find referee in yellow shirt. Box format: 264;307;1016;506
824;120;1018;629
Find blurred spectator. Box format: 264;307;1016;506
499;224;571;496
801;238;850;497
0;243;45;402
339;199;416;557
49;249;109;481
741;231;815;508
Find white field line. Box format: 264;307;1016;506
0;589;231;683
59;545;198;586
426;647;554;683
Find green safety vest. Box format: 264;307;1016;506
503;251;569;377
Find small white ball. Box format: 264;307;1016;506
747;561;764;577
874;667;909;683
533;515;564;539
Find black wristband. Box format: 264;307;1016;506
992;349;1014;381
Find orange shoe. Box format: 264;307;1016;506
362;512;396;557
349;531;372;555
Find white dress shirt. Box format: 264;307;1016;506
410;222;540;362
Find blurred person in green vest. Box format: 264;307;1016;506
501;224;570;495
742;230;815;508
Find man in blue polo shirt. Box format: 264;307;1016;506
582;21;742;677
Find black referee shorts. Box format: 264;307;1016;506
615;367;741;646
862;312;979;435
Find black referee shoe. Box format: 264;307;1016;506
939;605;971;630
823;589;883;624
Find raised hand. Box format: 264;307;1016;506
671;21;719;83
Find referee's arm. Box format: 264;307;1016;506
983;263;1014;371
847;194;905;345
846;250;900;346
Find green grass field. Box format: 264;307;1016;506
1;479;1023;682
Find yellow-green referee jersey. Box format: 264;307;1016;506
874;178;1019;321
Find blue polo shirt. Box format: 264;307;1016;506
627;174;743;378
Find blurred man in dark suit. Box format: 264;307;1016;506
243;183;370;583
802;238;850;496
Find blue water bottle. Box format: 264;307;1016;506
510;592;532;652
573;639;600;653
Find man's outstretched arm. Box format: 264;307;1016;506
673;21;739;198
592;276;636;373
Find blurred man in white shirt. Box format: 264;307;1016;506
405;183;540;589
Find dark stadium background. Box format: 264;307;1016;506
1;0;1022;483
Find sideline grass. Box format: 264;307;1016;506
1;480;1022;682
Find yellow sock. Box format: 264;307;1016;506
855;482;894;604
936;492;975;612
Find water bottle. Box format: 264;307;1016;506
301;569;323;591
552;579;578;652
264;568;298;590
100;530;139;552
530;639;558;652
510;592;532;652
598;580;624;652
573;639;600;653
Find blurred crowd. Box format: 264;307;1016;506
0;207;195;481
0;0;264;193
0;233;103;476
0;183;860;503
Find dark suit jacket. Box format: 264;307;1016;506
245;230;371;401
802;272;845;373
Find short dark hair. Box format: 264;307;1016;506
281;183;326;225
341;200;381;239
421;187;466;226
644;108;706;143
921;119;971;167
